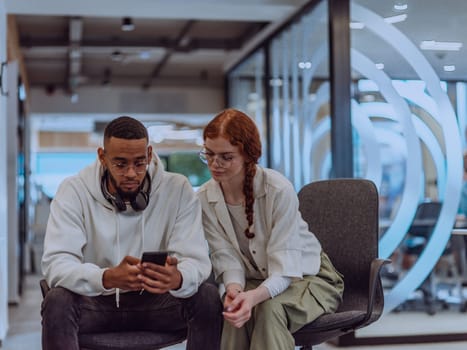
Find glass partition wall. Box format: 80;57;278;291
228;50;268;167
351;0;465;343
269;3;331;191
228;1;331;191
227;0;467;345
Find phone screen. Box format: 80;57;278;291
141;251;168;265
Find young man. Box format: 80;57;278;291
41;116;222;350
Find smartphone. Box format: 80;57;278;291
141;251;168;265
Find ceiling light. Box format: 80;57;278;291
139;51;151;60
420;40;463;51
111;50;124;62
350;22;365;29
375;63;385;70
298;61;312;69
179;36;191;47
121;17;135;31
269;78;283;87
443;65;456;72
362;94;376;102
394;3;408;11
384;14;407;24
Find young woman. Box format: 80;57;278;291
197;108;344;350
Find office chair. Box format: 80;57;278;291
292;178;389;349
401;201;465;314
39;279;187;350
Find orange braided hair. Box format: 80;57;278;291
203;108;262;239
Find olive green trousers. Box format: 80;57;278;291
221;252;344;350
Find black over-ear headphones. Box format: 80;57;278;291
101;170;151;211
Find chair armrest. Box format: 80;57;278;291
40;279;51;298
361;258;391;326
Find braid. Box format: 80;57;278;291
243;163;256;239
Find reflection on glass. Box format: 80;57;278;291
352;0;464;340
228;50;267;167
269;1;330;191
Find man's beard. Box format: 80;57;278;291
108;171;139;202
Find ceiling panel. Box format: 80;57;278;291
9;0;296;92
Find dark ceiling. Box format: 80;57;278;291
16;16;267;93
6;0;307;96
9;0;467;99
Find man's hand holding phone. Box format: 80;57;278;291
102;255;144;291
139;251;183;294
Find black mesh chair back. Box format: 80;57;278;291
409;201;442;237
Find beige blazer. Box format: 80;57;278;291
197;166;322;288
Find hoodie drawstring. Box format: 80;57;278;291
115;209;145;308
141;214;146;254
115;217;121;308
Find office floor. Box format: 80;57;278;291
2;274;467;350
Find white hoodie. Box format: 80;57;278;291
42;153;211;299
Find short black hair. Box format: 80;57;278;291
103;116;148;144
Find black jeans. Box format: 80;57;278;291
41;282;223;350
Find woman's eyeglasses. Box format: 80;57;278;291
199;149;236;168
